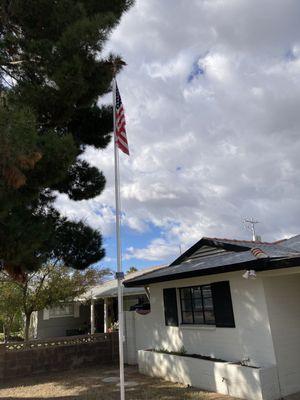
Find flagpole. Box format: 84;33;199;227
113;76;126;400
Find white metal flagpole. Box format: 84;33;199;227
113;76;126;400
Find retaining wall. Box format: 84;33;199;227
0;332;118;381
138;350;281;400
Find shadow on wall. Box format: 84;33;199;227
135;277;281;400
174;277;276;367
139;350;280;400
236;279;273;367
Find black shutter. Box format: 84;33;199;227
163;288;179;327
211;281;235;328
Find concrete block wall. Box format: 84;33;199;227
0;333;119;381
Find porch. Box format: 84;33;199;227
35;292;148;339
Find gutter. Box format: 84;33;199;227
124;257;300;287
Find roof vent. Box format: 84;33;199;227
251;248;268;259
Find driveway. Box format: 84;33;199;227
0;365;238;399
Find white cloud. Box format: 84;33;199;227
202;53;233;82
56;0;300;262
125;238;179;261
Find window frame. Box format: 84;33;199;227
48;304;75;319
179;284;215;326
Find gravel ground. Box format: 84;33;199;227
0;365;238;400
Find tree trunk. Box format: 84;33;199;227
24;312;31;342
3;324;10;343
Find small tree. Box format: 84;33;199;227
0;281;23;342
126;266;138;274
0;264;110;341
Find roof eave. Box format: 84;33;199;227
124;259;261;287
124;257;300;287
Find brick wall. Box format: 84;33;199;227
0;333;118;381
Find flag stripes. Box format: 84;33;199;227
115;83;129;155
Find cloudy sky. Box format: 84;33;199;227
57;0;300;271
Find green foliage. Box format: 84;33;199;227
0;281;23;341
0;264;111;340
153;346;188;356
0;0;133;275
54;160;106;201
0;102;40;202
20;265;108;313
0;206;105;273
126;266;138;274
55;220;105;270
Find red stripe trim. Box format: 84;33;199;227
118;130;127;141
116;125;126;134
117;116;125;125
116;107;124;118
117;139;129;155
117;134;128;147
117;122;126;132
117;135;128;149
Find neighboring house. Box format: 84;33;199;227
32;265;162;339
124;234;300;400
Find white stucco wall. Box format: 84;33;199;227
263;272;300;397
133;271;277;368
138;350;281;400
124;311;137;365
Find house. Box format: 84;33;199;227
32;265;162;339
124;234;300;400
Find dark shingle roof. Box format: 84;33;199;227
279;234;300;252
124;235;300;287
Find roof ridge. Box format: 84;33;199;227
203;236;274;245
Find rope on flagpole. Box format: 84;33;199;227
113;74;126;400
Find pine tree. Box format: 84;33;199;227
0;0;133;277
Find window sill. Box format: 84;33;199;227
180;324;216;331
48;315;75;319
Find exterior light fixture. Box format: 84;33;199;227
242;270;257;280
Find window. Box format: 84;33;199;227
163;288;179;326
163;281;235;328
179;285;215;325
49;304;74;318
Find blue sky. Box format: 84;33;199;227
56;0;300;273
102;224;174;272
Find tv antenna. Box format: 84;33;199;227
242;217;260;241
178;244;182;255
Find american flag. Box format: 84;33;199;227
115;83;129;155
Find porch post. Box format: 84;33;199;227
90;298;95;334
104;298;108;333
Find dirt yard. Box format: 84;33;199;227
0;365;238;400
